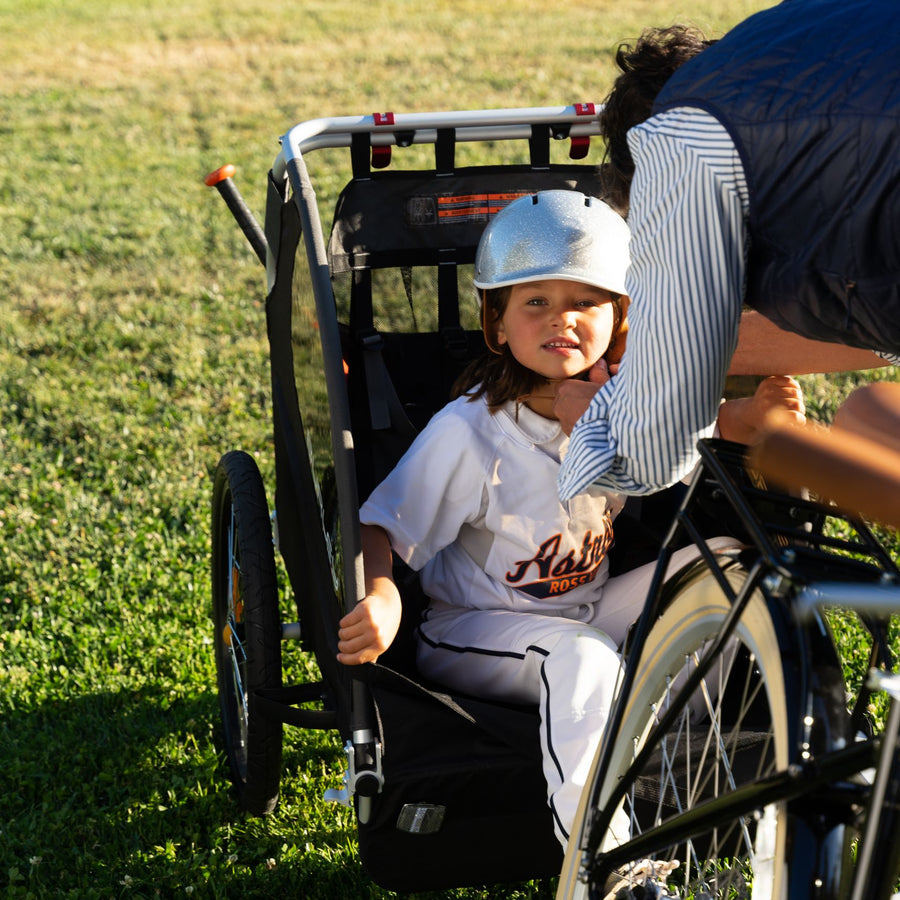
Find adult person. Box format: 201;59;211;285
556;1;899;501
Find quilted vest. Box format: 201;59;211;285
653;0;900;353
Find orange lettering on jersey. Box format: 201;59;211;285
506;513;615;600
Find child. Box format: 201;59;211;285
336;190;805;847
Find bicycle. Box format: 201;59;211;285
556;381;900;900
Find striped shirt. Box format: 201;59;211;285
559;108;749;499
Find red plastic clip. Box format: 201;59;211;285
569;137;591;160
371;112;395;168
569;103;596;160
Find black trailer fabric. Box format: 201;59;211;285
356;663;562;892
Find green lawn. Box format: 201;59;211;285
1;0;896;897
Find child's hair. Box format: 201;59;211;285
452;286;623;411
451;287;544;409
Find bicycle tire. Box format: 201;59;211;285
558;553;849;900
211;450;283;815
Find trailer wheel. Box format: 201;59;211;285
211;450;282;814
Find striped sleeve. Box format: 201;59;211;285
559;108;749;498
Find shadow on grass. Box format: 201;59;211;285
1;686;367;898
2;687;555;899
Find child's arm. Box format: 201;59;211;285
336;524;403;665
717;375;806;444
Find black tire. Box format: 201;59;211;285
212;450;282;815
558;554;849;900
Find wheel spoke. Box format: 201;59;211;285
219;500;249;767
580;566;792;900
228;623;249;743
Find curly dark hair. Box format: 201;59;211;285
599;25;716;213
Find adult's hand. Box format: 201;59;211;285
717;375;805;445
554;358;611;435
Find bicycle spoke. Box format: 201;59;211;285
594;573;788;900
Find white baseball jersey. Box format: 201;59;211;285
360;392;626;617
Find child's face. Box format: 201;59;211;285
496;279;617;382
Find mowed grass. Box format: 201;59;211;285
1;0;897;897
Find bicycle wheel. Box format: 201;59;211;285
212;450;283;815
559;554;846;900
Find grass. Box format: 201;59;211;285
1;0;897;897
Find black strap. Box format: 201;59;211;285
435;128;456;175
438;248;469;363
529;124;551;170
350;269;388;430
358;327;393;431
351;132;371;178
437;249;459;331
253;685;338;729
350;270;418;436
400;266;419;331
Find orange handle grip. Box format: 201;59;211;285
204;164;236;187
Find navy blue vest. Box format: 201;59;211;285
653;0;900;353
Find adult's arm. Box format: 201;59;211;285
730;310;887;374
559;109;747;498
556;315;887;437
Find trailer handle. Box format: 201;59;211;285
204;164;268;267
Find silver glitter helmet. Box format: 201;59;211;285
473;190;630;294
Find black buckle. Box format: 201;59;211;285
357;327;384;352
442;326;469;361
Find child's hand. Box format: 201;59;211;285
718;375;806;444
336;585;402;665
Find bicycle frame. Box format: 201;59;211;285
795;590;900;900
577;437;900;897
